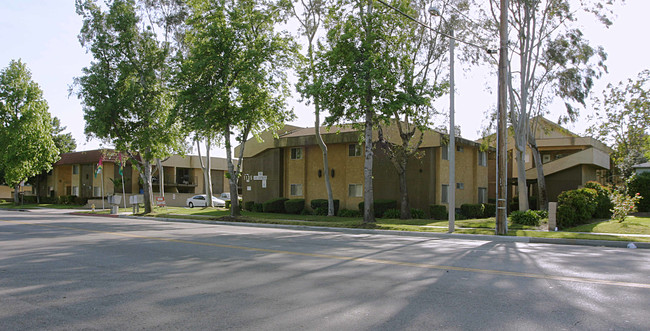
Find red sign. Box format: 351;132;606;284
155;197;166;206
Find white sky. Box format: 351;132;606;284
1;0;647;157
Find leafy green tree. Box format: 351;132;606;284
51;117;77;153
74;0;185;213
292;0;336;216
0;60;59;204
483;0;614;211
316;0;395;223
176;0;296;217
588;70;650;177
374;1;448;219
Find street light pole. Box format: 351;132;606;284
429;6;455;233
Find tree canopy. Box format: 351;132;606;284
74;0;185;212
0;60;59;201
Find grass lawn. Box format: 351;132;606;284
6;203;650;242
0;202;87;209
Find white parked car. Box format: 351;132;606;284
219;192;231;201
186;194;226;208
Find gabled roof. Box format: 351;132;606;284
55;149;140;165
632;162;650;168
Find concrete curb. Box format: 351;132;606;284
108;213;650;249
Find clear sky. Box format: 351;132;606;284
1;1;647;157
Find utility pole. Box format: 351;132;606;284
496;0;509;235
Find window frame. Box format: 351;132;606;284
478;187;487;204
290;147;303;160
290;183;303;196
442;144;449;160
348;144;362;157
441;184;449;204
478;151;487;167
348;184;363;197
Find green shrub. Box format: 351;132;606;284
263;198;288;213
252;203;263;212
300;208;312;215
532;209;548;219
244;201;255;211
510;210;541;226
556;188;598;229
358;199;397;218
482;203;496;218
313;206;328;216
310;199;340;215
74;197;89;206
284;199;305;214
460;204;484;219
382;208;401;219
22;195;37;204
410;208;425;219
628;172;650;212
225;199;242;209
338;209;361;218
429;205;447;220
584;181;613;218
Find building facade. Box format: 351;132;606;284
485;117;613;206
238;124;491;213
28;149;229;206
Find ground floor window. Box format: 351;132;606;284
72;186;79;196
478;187;487;204
290;184;303;196
348;184;363;197
441;184;449;203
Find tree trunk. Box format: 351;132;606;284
397;164;411;219
157;158;164;199
206;139;214;207
515;148;529;211
14;184;20;206
529;141;548;210
361;0;374;224
143;159;153;213
224;126;240;217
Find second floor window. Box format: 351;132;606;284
349;144;362;157
478;151;487;166
290;147;302;160
442;144;448;160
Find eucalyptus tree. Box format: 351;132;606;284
176;0;296;217
0;60;59;204
484;0;614;211
588;70;650;177
372;0;449;219
292;0;337;216
74;0;185;213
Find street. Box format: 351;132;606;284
1;209;648;330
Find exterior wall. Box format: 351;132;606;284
241;148;284;204
545;166;583;202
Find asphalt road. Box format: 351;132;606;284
1;209;648;330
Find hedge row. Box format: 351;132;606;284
358;199;397;218
629;172;650;212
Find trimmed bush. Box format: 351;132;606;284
510;210;541;226
244;201;255;211
382;208;401;219
628;172;650;212
252;203;263;212
532;209;548;219
22;195;38;204
584;181;613;218
338;209;361;218
358;199;397;218
225;199;242;209
429;205;447;220
482;203;496;218
310;199;340;215
284;199;305;214
410;208;425;219
556;188;598;229
313;207;327;216
460;204;484;219
300;208;312;215
263;198;289;213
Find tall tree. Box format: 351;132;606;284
317;0;397;223
292;0;336;217
0;60;59;204
74;0;185;213
51;117;77;153
588;70;650;177
485;0;613;210
176;0;296;217
374;0;448;219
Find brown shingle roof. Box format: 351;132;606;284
54;149;136;165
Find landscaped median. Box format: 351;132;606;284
74;205;650;244
3;202;649;243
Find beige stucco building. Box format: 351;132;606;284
485;117;613;206
29;149;229;206
237;123;492;213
